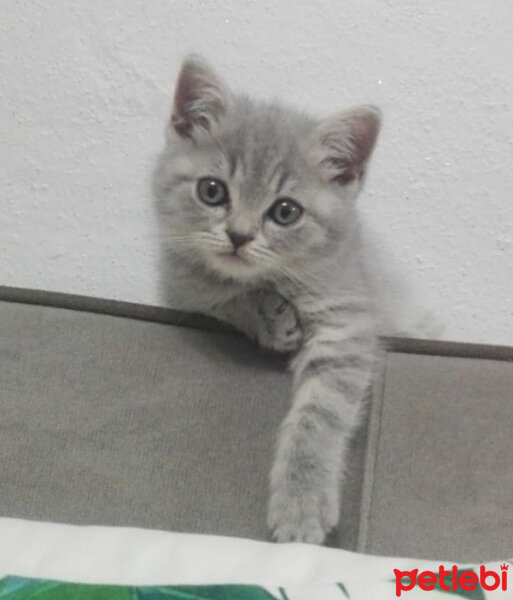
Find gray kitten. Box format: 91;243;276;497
153;55;382;544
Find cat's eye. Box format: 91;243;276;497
197;178;229;206
268;198;303;226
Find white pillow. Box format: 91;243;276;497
0;518;509;599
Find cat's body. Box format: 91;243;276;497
153;56;412;543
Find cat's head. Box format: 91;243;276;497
154;55;380;284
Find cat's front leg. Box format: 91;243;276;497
211;290;303;354
267;325;377;544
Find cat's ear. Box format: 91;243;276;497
309;106;381;185
171;55;232;139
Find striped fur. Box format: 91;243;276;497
154;56;386;544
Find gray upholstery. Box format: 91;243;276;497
361;352;513;561
1;291;512;561
0;299;365;549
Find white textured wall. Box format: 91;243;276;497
1;0;512;344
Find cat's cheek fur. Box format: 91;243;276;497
262;219;336;266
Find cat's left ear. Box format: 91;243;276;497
309;105;381;186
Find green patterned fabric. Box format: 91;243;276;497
0;575;496;600
0;578;280;600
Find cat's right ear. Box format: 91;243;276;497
170;55;232;139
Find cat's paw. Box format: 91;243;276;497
267;483;339;544
255;291;303;353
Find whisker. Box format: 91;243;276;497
279;264;328;297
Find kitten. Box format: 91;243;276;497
153;55;382;544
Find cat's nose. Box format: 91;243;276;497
227;230;254;250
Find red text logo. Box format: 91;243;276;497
394;563;509;597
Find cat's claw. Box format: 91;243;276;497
272;520;326;545
267;485;339;544
255;291;303;353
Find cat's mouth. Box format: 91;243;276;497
217;251;250;263
210;250;262;279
